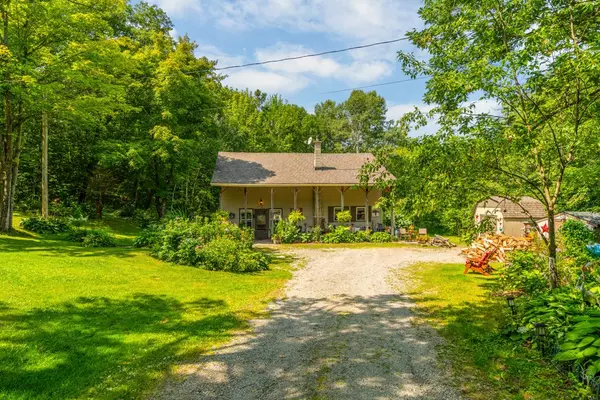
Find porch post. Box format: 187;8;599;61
243;187;248;226
336;186;347;210
270;188;274;237
292;188;299;210
364;187;370;230
313;187;322;230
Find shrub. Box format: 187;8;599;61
370;232;393;243
354;229;371;242
67;228;116;248
322;226;355;243
138;212;265;272
299;232;313;243
273;211;305;244
20;216;70;234
287;210;306;225
552;308;600;377
560;219;597;262
133;225;161;248
199;237;269;272
336;210;352;223
499;251;547;295
508;287;585;343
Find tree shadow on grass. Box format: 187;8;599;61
156;293;462;400
0;294;241;400
0;236;140;258
407;282;573;399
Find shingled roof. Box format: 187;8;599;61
476;196;546;219
211;152;385;186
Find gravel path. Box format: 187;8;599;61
155;247;464;400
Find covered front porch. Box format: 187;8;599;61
218;185;383;240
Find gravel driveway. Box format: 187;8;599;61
156;247;464;400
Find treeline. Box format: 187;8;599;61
0;1;407;232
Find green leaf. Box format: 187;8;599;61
578;336;596;348
553;350;581;361
580;347;598;357
560;342;578;350
587;365;597;378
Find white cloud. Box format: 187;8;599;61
195;44;244;68
254;42;394;83
148;0;202;17
387;103;438;137
211;0;421;42
224;68;311;94
150;1;421;42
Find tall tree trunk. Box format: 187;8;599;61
95;194;103;219
8;118;23;226
0;92;14;233
41;111;49;219
547;206;559;289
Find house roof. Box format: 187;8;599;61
476;196;546;219
211;152;387;186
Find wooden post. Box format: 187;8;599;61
41;111;49;219
363;187;370;230
292;188;299;210
313;187;322;229
270;188;274;237
243;187;248;226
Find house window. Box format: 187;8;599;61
356;207;366;222
333;207;342;221
239;209;254;228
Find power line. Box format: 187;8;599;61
214;37;408;71
320;76;429;94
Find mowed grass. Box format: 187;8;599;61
403;263;581;400
0;216;293;400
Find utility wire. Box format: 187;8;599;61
214;37;408;71
320;76;429;94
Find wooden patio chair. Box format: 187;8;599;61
417;228;429;243
464;248;497;275
399;228;410;241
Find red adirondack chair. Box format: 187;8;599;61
464;248;497;275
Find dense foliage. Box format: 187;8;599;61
272;211;305;244
135;213;268;272
67;228;117;248
20;216;70;234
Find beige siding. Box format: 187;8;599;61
502;219;527;237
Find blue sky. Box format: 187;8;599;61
145;0;433;124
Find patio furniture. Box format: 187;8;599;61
417;228;429;243
399;228;410;241
464;248;497;275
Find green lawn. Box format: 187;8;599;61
403;263;581;399
0;216;292;400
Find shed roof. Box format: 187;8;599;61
476;196;546;219
211;152;386;186
562;212;600;228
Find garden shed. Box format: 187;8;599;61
474;196;546;237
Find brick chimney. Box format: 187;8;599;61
313;138;322;169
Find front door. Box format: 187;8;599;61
255;209;269;240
